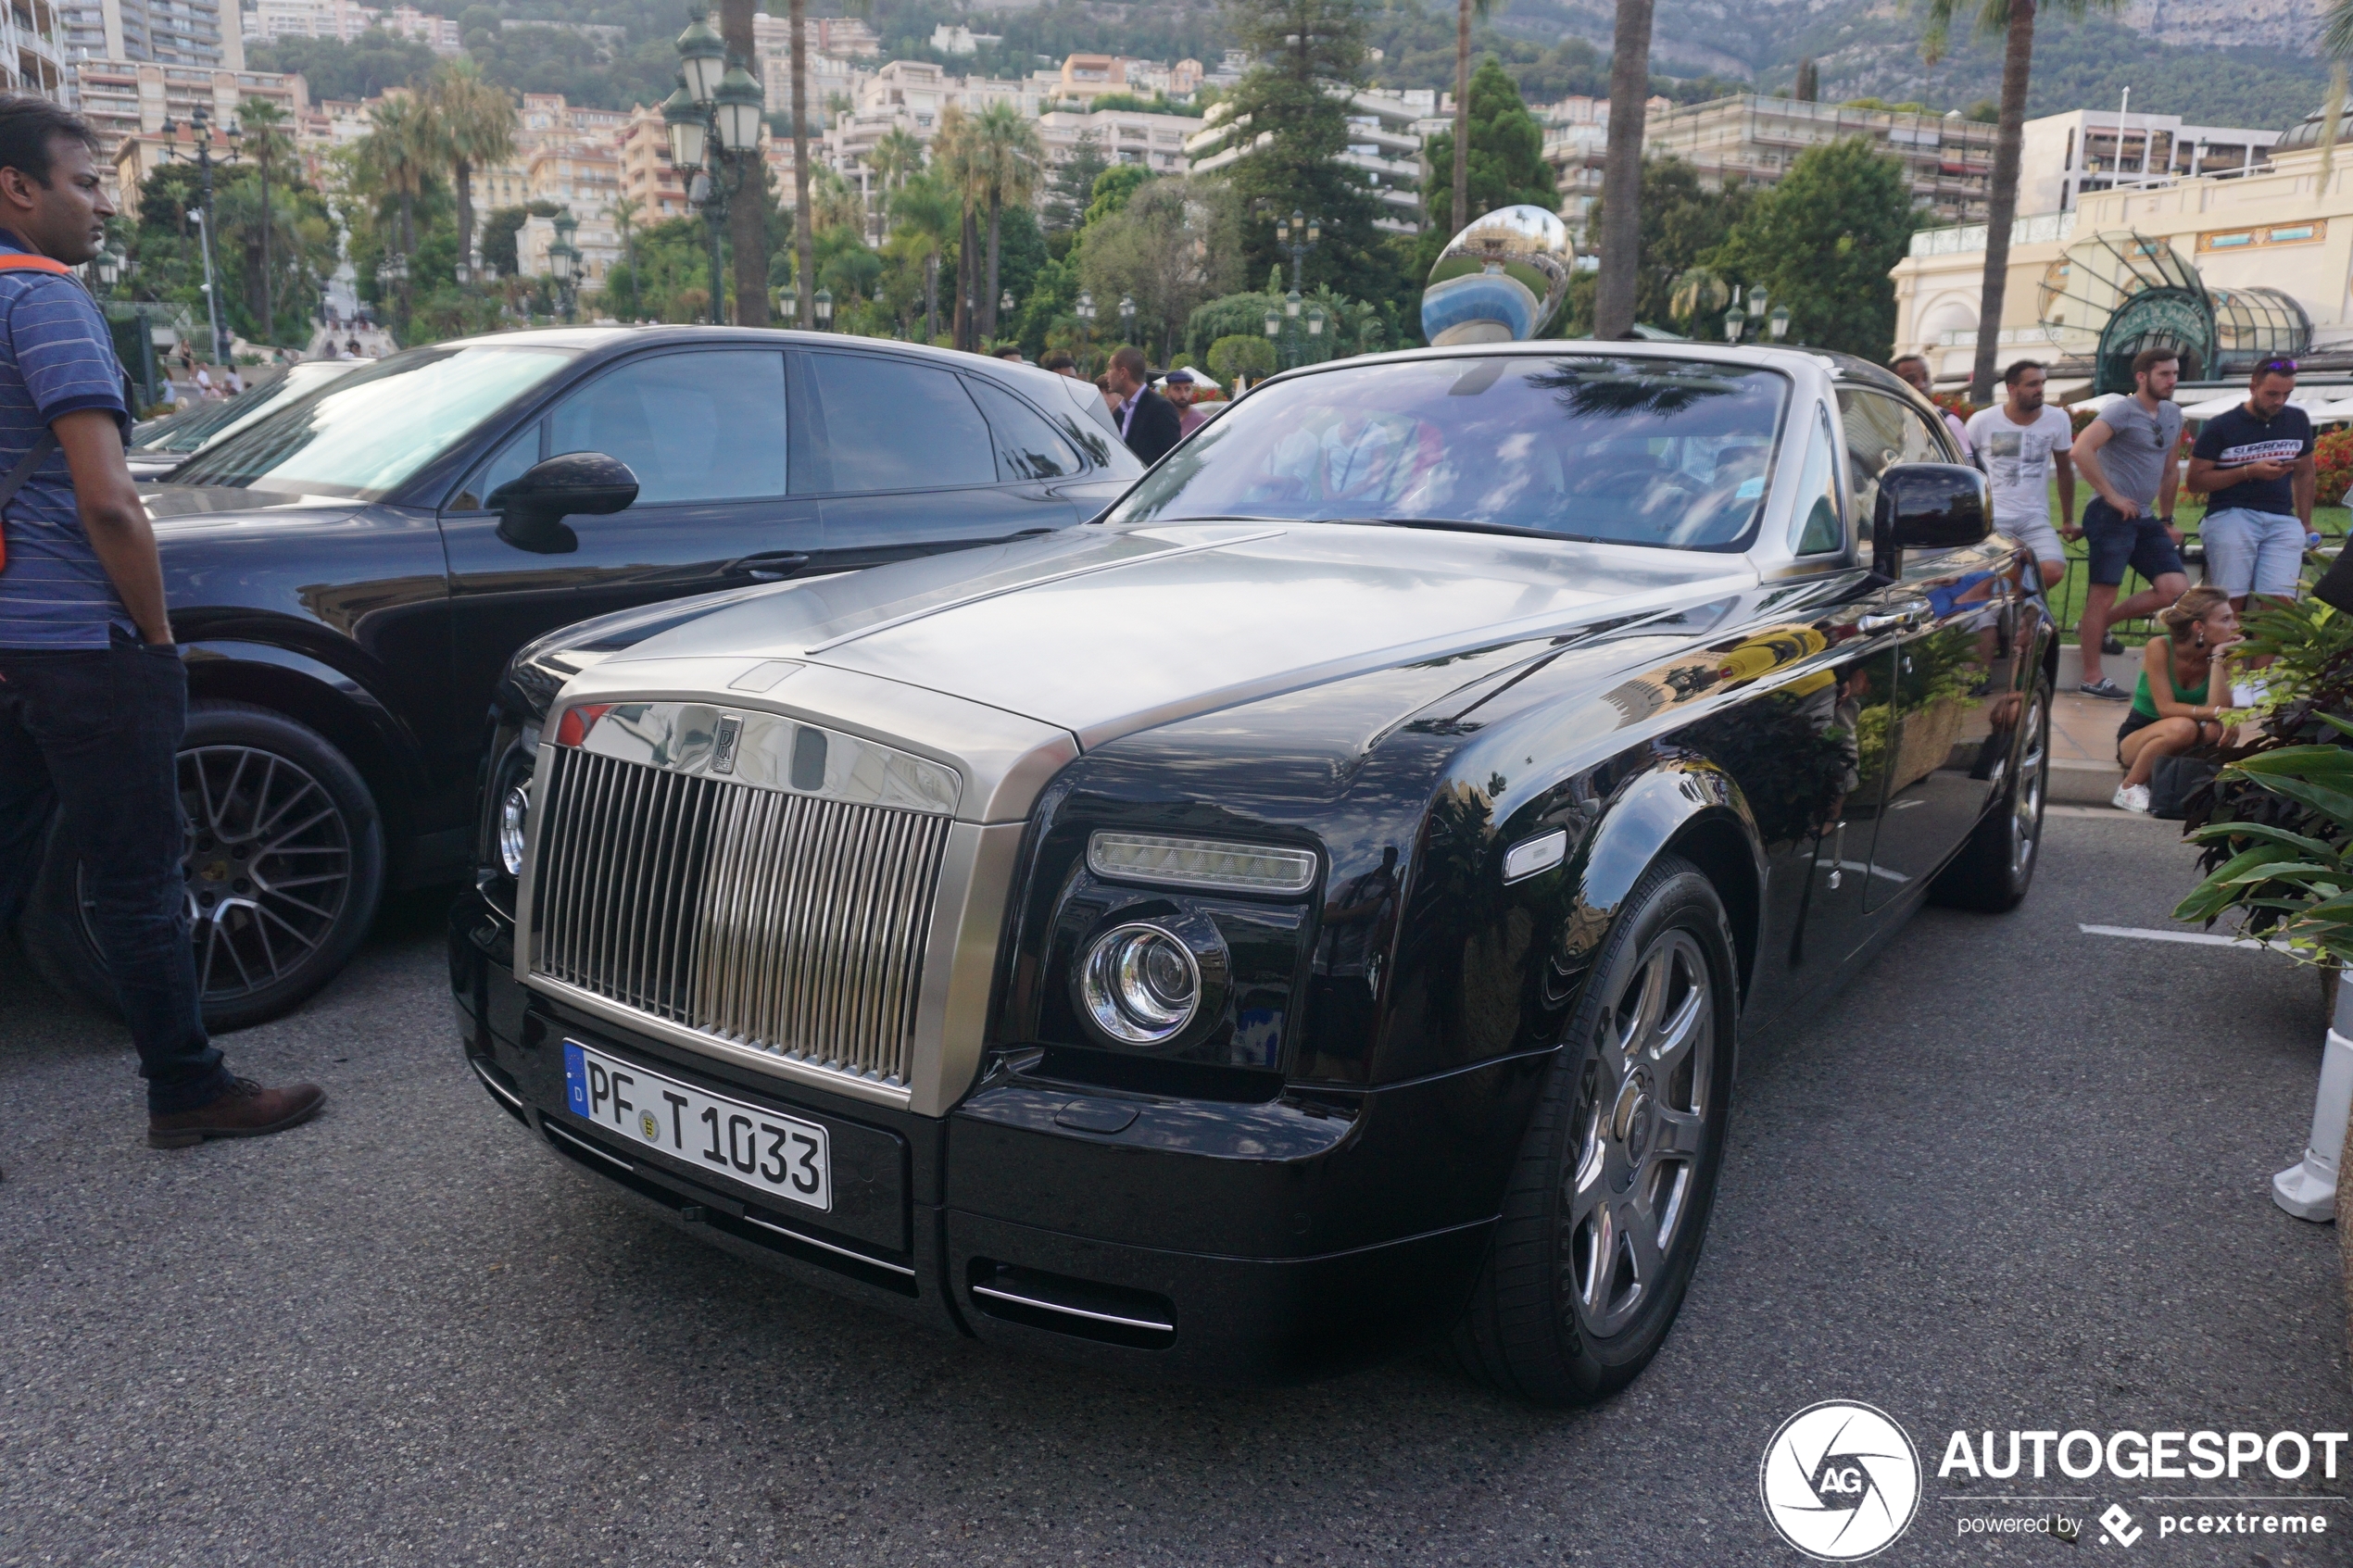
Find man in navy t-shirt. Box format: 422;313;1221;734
2189;359;2317;607
0;96;321;1148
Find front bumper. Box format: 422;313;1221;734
450;890;1539;1384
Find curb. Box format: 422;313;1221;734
2051;757;2123;805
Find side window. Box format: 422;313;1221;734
1837;389;1917;529
454;422;542;510
547;349;786;505
807;353;998;493
963;376;1084;480
1791;405;1844;556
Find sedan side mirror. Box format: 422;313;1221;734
491;451;639;555
1871;462;1991;578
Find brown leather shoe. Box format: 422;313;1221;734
147;1077;326;1148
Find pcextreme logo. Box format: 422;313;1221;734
1759;1401;1923;1561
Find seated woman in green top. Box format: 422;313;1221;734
2114;585;2242;813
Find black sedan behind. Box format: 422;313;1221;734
16;326;1140;1029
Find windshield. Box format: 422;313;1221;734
138;369;313;455
172;345;575;498
1106;354;1790;551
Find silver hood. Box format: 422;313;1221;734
603;521;1757;750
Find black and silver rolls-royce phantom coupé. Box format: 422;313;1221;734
449;251;2047;1403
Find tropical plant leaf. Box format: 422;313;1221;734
2184;821;2342;859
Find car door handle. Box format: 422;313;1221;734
1857;600;1934;634
724;551;811;582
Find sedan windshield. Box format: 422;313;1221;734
1106;355;1789;551
172;345;576;498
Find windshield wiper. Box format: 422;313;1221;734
1314;516;1589;542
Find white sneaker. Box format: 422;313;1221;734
2113;783;2151;813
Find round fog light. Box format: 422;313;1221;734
498;782;531;877
1080;922;1201;1045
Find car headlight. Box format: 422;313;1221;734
1079;922;1204;1045
497;781;532;878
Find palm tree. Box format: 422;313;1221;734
932;107;984;349
424;57;516;280
357;93;439;331
871;125;925;192
974;101;1044;341
236;95;293;343
1450;0;1492;233
1592;0;1655;338
788;0;814;331
607;194;642;320
1922;0;2120;402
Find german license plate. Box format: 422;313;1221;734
562;1040;830;1212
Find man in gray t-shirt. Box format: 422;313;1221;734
2070;345;2188;698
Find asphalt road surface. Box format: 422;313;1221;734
3;811;2347;1566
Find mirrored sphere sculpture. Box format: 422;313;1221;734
1420;205;1575;346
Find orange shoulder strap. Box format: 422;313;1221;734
0;254;73;276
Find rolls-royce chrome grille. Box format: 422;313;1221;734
528;745;950;1085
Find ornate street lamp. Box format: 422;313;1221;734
1263;306;1278;339
94;249;120;291
1000;288;1014;317
1768;303;1792;342
779;288;798;325
1747;284;1770;323
1306;303;1326;338
712;64;764;155
813;285;833;329
1723;302;1747;345
674;13;726;103
158;106;237;360
671;15;764;329
1276;207;1320;295
661;85;707;173
1118;294;1135;341
547;210;581;322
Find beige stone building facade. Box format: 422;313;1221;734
1891;108;2353;391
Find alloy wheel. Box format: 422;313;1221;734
78;744;356;1003
2008;691;2048;883
1561;928;1714;1340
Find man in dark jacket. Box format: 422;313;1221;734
1107;345;1181;465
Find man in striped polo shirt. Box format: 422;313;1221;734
0;96;321;1148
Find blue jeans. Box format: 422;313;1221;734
0;641;228;1112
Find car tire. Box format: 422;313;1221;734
19;700;385;1034
1446;855;1737;1406
1928;672;2051;913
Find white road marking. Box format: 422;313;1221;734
2079;922;2281;951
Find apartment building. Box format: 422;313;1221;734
82;56;304;189
930;23;1000;55
760;47;863;125
240;0;371;45
751;12;875;59
1039;102;1199;177
61;0;240;68
375;4;455;54
0;0;67;102
1538;94;1672;238
1189;87;1423;232
617;101;687;221
515;92;627;158
2018;107;2278;212
1642;94;1997;224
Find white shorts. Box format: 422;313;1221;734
2005;517;2066;576
2200;508;2306;597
